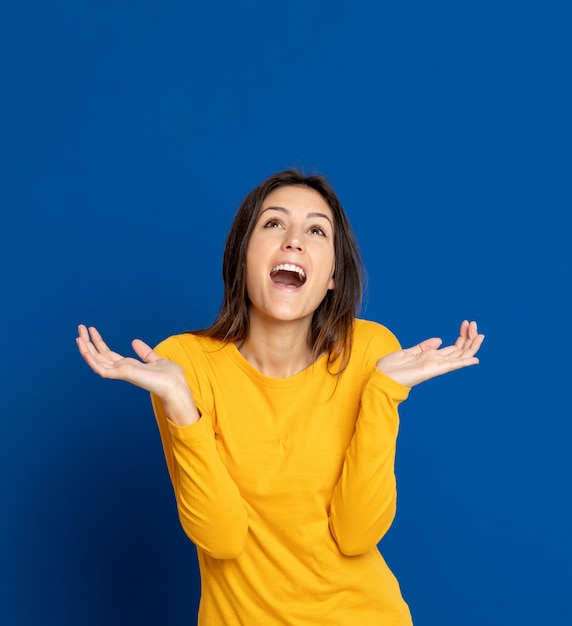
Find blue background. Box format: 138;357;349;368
1;1;570;624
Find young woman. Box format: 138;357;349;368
77;170;484;625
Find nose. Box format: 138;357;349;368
281;229;304;252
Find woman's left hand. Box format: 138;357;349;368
376;320;484;388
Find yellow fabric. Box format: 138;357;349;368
151;319;413;625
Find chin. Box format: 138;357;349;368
252;305;313;326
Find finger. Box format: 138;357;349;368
456;334;484;361
431;336;482;360
434;353;481;375
454;320;469;349
76;326;98;358
132;339;161;363
80;326;113;359
415;337;443;352
77;339;135;379
447;355;480;371
79;333;100;357
456;320;480;351
77;324;96;350
88;326;112;355
77;324;125;368
76;336;104;372
76;335;89;360
437;345;464;357
467;333;485;355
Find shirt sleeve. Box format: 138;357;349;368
151;336;248;559
328;326;410;556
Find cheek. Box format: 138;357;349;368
244;241;257;276
327;249;336;289
245;234;265;263
244;249;264;296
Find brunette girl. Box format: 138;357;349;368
77;170;483;625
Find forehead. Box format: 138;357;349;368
260;185;333;220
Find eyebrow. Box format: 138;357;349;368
260;205;333;226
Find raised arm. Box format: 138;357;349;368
329;367;407;556
329;321;484;555
76;325;248;558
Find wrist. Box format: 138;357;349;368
161;379;200;426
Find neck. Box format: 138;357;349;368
237;314;315;378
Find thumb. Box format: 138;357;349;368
417;337;443;352
132;339;160;363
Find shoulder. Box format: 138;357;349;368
154;333;225;415
154;332;224;364
352;318;402;361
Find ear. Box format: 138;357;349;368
328;275;335;290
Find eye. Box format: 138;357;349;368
263;218;283;229
308;224;326;236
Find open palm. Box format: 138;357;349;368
376;320;484;388
76;325;199;425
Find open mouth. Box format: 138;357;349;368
270;263;307;288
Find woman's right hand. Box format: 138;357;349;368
76;324;200;426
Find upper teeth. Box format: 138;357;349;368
271;263;306;279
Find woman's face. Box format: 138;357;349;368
245;185;336;329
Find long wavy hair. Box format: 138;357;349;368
196;170;364;372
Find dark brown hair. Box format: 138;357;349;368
196;170;364;371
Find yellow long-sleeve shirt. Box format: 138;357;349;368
152;319;413;625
